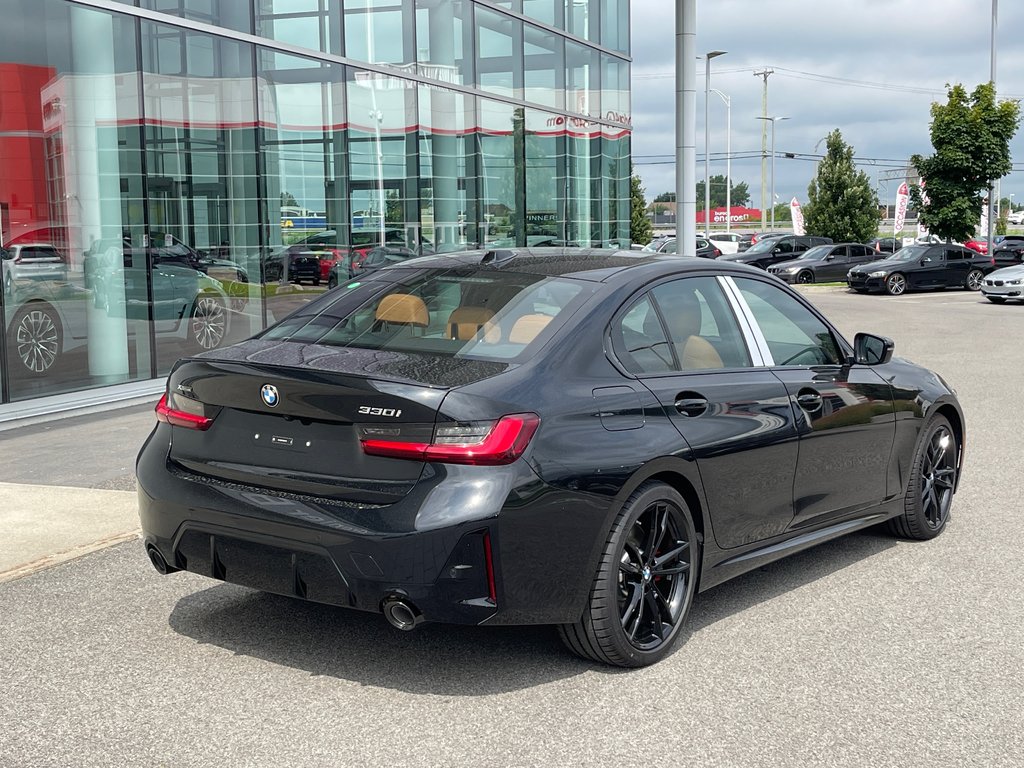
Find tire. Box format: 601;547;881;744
8;302;63;376
797;270;814;284
965;269;984;291
885;273;907;296
986;296;1006;304
853;288;869;294
327;274;337;290
313;277;321;286
558;482;699;667
886;415;957;540
190;295;227;350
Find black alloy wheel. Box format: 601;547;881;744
190;295;227;350
887;415;957;540
10;303;62;376
797;270;814;284
559;482;699;667
965;269;984;291
885;273;907;296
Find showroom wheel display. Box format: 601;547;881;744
8;303;63;376
190;295;227;350
559;482;698;667
887;415;957;540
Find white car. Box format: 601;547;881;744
2;243;67;295
1007;211;1024;225
708;232;741;254
980;264;1024;303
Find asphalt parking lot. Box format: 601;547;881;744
2;287;1023;767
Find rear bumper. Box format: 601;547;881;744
136;425;605;626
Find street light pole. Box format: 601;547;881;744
757;116;788;231
711;88;731;234
704;50;726;237
988;0;998;257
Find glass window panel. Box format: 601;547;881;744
566;40;599;117
526;109;564;245
652;278;752;370
601;0;629;53
141;0;252;33
600;126;630;248
0;1;150;401
478;99;521;246
141;22;262;374
255;1;342;55
476;7;520;101
346;67;418;255
418;85;469;254
258;50;347;303
415;0;469;86
345;3;412;67
601;54;628;120
524;24;563;111
523;0;559;28
564;0;596;41
734;278;843;366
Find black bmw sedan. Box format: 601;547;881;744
138;249;965;667
847;243;991;295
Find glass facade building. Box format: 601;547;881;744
0;0;630;413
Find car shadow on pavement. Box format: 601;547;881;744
167;528;898;694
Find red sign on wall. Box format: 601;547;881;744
696;206;762;224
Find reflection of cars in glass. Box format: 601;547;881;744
6;248;230;377
327;246;421;288
138;250;964;668
847;244;992;295
2;243;67;295
263;228;410;285
767;243;880;284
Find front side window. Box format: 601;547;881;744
734;278;842;366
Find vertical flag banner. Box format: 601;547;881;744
790;198;805;236
917;181;930;239
894;182;909;234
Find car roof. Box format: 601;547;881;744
380;247;765;282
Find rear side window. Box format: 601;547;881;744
261;269;592;362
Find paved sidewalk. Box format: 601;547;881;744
0;482;139;583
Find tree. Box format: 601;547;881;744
693;176;751;210
630;166;653;245
280;191;299;209
654;191;676;203
804;129;880;242
910;83;1020;243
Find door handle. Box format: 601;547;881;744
675;396;709;417
796;389;823;412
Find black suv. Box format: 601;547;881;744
847;243;992;295
720;235;833;270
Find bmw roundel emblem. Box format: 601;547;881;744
260;384;280;408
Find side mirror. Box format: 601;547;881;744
825;254;835;261
921;257;931;264
772;247;782;254
854;332;894;365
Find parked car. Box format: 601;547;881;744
980;264;1024;303
847;243;991;295
720;235;833;270
1007;210;1024;225
737;231;783;252
963;238;990;254
263;228;410;284
767;243;879;284
656;237;722;258
139;248;964;668
640;233;676;253
991;238;1024;270
1;243;67;296
865;237;903;254
708;232;741;254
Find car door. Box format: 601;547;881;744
942;246;972;287
848;244;877;269
909;245;946;288
820;245;849;281
729;276;896;528
617;275;800;549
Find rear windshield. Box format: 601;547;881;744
260;269;592;361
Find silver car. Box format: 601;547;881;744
2;243;67;295
981;264;1024;303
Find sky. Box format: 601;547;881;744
629;0;1024;213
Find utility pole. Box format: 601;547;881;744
987;0;997;259
754;68;773;232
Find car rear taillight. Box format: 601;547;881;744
155;392;215;431
360;413;540;465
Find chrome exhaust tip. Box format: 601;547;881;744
382;596;424;631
